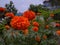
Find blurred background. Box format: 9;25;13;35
0;0;60;18
0;0;60;12
0;0;45;12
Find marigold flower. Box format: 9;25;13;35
0;7;6;12
5;25;10;30
32;21;39;27
35;35;40;42
45;25;49;29
5;12;14;18
56;23;60;27
56;30;60;36
23;10;35;20
43;35;47;40
32;26;38;32
10;16;30;30
50;13;54;17
22;29;29;36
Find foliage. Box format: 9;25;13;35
29;4;60;20
5;1;17;15
29;4;50;19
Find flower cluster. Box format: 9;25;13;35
32;21;39;32
10;16;30;30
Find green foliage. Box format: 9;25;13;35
29;4;51;19
29;4;60;20
5;1;17;15
51;9;60;20
0;19;7;35
51;9;60;14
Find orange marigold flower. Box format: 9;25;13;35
22;29;29;36
5;12;14;18
50;13;54;17
32;26;38;32
56;23;60;27
56;30;60;36
0;7;6;12
5;25;10;30
45;25;49;29
32;21;39;27
23;10;35;20
35;35;40;42
10;16;30;30
43;35;47;40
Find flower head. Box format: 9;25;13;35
32;26;38;32
43;35;47;40
10;16;30;30
32;21;39;27
5;25;10;30
22;29;29;36
0;7;6;12
56;23;60;27
5;12;14;18
35;35;40;42
56;30;60;36
45;25;49;29
50;13;54;17
23;10;35;20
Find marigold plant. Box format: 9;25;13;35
0;1;60;45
